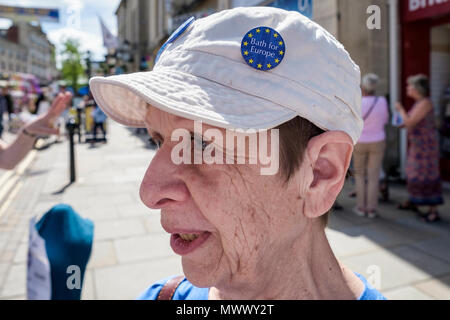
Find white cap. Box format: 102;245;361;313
89;6;363;144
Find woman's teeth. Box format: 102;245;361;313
179;233;199;241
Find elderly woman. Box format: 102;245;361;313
352;74;389;218
0;92;72;170
396;74;443;222
90;7;385;300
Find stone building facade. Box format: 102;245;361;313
0;21;57;83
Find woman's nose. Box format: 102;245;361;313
139;146;190;210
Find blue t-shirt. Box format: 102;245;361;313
137;272;386;300
92;106;107;123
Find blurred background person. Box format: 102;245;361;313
395;74;443;222
0;92;72;170
33;87;52;116
0;88;6;139
352;74;389;218
91;103;107;143
1;86;14;120
1;86;16;138
1;87;14;138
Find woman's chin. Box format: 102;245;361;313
181;258;222;288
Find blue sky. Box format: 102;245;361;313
0;0;121;67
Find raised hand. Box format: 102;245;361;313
24;92;73;136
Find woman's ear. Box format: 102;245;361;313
302;131;353;219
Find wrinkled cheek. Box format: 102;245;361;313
183;166;269;274
218;222;265;275
219;237;244;274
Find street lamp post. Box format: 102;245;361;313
85;50;92;79
66;116;77;183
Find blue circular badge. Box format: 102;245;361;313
241;26;285;71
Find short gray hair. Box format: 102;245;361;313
407;74;429;97
361;73;379;95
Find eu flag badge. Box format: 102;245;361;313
241;26;285;71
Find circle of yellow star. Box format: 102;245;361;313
248;33;253;38
256;28;260;33
274;33;278;38
243;41;248;46
275;58;280;63
244;50;249;55
267;63;272;68
279;41;283;45
257;64;262;69
249;59;254;64
279;50;284;55
266;29;270;33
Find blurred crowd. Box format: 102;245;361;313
0;83;109;146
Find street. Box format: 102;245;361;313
0;121;449;300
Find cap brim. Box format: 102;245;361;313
89;69;296;130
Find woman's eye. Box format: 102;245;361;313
191;134;208;151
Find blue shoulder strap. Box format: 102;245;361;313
155;17;195;64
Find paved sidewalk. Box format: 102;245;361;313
0;121;449;299
332;182;450;299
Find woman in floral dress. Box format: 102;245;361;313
395;74;443;222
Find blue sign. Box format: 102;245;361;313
0;5;59;23
268;0;312;19
241;26;285;71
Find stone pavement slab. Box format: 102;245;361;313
94;218;147;241
77;205;120;221
116;202;154;219
142;214;165;234
0;264;26;298
414;275;450;300
12;243;27;264
93;256;183;300
392;246;450;278
383;286;434;300
341;246;450;291
326;220;438;258
81;269;95;300
0;263;8;290
410;236;450;264
114;233;174;264
87;240;117;269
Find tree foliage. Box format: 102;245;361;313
60;38;85;92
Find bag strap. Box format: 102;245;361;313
363;96;379;121
157;275;185;300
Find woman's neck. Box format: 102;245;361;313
208;223;364;300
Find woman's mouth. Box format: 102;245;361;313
179;233;199;241
170;231;211;255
